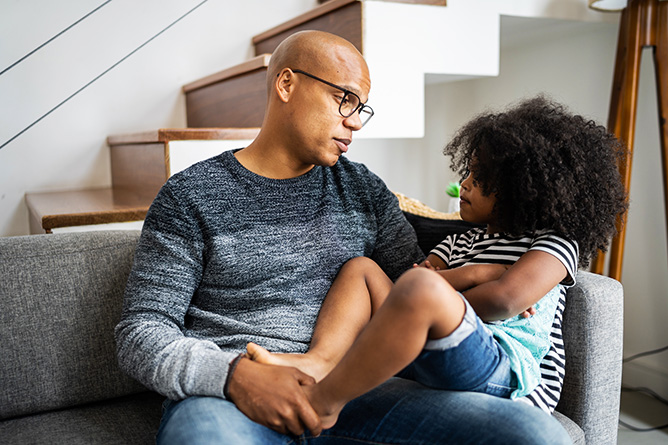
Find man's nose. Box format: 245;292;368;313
343;111;363;131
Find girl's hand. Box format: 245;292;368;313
520;306;537;318
413;260;440;271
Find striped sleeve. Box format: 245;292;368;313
429;234;455;265
530;233;579;286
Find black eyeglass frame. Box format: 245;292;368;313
291;69;374;126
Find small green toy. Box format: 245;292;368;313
445;182;460;198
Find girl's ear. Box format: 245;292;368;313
275;68;294;103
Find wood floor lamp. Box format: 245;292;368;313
590;0;668;281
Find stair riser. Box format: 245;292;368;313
253;1;362;55
185;68;268;128
110;143;168;195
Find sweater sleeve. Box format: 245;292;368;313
367;174;425;280
115;183;235;400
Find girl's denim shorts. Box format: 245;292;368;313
398;295;517;398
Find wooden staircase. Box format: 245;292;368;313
182;0;499;136
26;0;472;233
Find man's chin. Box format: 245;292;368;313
320;153;343;167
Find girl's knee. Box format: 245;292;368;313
393;268;457;308
397;267;445;291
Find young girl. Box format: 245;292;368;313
246;95;628;430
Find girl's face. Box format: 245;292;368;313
459;170;499;233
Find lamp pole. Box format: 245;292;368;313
591;0;668;281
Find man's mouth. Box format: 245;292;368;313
335;138;351;153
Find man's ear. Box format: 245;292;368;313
275;69;294;103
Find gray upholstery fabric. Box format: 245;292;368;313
0;391;163;444
553;411;585;445
556;271;624;445
0;231;146;419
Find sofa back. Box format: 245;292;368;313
0;230;146;420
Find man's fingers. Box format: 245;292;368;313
297;392;323;437
295;368;317;386
228;359;324;436
301;408;323;437
272;390;321;437
276;409;304;436
289;369;321;436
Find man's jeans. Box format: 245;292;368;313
157;378;572;444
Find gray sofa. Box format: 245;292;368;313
0;229;623;444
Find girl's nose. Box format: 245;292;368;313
460;172;473;189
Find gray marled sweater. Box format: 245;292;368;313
115;150;424;400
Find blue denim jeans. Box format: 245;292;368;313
157;378;572;444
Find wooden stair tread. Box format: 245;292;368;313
318;0;446;4
108;127;260;192
25;188;155;233
107;127;260;146
182;56;271;94
28;128;261;233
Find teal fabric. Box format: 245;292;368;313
486;285;561;398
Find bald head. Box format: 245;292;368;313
240;31;371;176
266;31;369;95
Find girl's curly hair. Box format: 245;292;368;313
444;95;628;267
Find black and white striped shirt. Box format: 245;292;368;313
430;227;578;413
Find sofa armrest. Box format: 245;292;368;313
556;271;623;445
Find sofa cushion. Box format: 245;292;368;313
0;391;163;444
403;212;482;256
0;231;146;420
394;191;482;255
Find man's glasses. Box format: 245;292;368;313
292;69;374;127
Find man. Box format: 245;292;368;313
116;30;571;444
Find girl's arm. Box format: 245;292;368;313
416;253;447;270
417;254;509;292
461;249;567;322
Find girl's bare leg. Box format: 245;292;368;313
247;256;393;381
304;267;466;428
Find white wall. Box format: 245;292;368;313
619;53;668;397
1;0;666;398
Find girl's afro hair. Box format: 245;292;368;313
444;95;628;267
